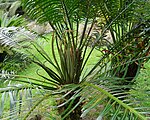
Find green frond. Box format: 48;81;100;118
22;0;64;24
0;27;36;55
0;81;60;120
0;84;33;119
81;82;149;119
0;11;25;27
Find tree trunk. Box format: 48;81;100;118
118;62;139;82
58;92;82;120
113;61;140;92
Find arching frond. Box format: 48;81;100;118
0;84;33;119
0;27;36;54
79;79;150;120
0;72;61;119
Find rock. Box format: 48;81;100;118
27;22;53;35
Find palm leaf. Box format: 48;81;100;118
0;11;25;27
0;84;33;119
80;80;150;119
0;27;36;54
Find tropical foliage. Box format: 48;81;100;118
0;0;150;120
0;9;29;74
96;0;150;83
0;10;26;59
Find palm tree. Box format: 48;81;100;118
0;0;149;119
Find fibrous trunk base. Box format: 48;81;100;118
58;93;82;120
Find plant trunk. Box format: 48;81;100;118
58;92;82;120
113;61;140;92
119;62;139;82
0;52;7;62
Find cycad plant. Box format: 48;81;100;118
22;0;101;119
0;0;150;120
